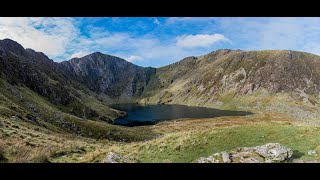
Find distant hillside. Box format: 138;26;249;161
138;49;320;124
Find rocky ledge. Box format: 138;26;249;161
197;143;293;163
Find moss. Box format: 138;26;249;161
0;153;8;163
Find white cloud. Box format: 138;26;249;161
153;18;160;25
176;34;228;48
0;17;229;66
166;17;217;24
214;17;320;54
70;51;91;59
126;55;143;62
74;30;228;67
0;17;78;60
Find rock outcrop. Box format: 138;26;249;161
103;152;136;163
60;52;156;100
197;143;293;163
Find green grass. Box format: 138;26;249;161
118;122;320;162
62;114;159;142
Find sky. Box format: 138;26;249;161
1;17;320;67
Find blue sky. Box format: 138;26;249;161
1;17;320;67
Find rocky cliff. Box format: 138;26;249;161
2;38;320;131
60;52;155;102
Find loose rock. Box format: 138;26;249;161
307;150;317;156
103;152;136;163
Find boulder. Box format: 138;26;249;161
197;143;293;163
307;150;317;156
253;143;293;163
103;152;136;163
197;152;230;163
221;151;231;163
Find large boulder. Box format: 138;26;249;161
197;143;293;163
253;143;293;163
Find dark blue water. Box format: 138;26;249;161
109;104;252;126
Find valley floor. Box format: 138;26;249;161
1;111;320;163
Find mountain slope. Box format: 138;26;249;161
60;52;156;103
2;38;320;137
3;38;320;163
135;49;320;124
0;39;140;139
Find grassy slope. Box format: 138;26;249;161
0;77;158;142
106;114;320;163
2;81;320;162
2;112;314;163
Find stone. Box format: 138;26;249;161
221;151;231;163
105;152;122;163
197;156;218;163
292;159;304;163
253;143;293;163
197;143;293;163
307;150;317;156
103;152;136;163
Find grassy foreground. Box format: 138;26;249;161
1;111;320;163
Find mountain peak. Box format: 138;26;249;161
77;52;107;59
91;52;104;56
0;38;26;56
210;49;242;55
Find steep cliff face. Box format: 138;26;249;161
60;52;156;101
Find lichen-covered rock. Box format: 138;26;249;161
197;152;231;163
197;143;293;163
307;150;317;156
103;152;136;163
221;151;231;163
253;143;293;163
230;149;265;163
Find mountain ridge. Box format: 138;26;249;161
3;38;320;163
2;38;320;134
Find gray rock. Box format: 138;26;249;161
307;150;317;156
253;143;293;163
105;152;123;163
292;159;305;163
197;143;293;163
197;152;230;163
221;151;231;163
103;152;136;163
197;156;218;163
